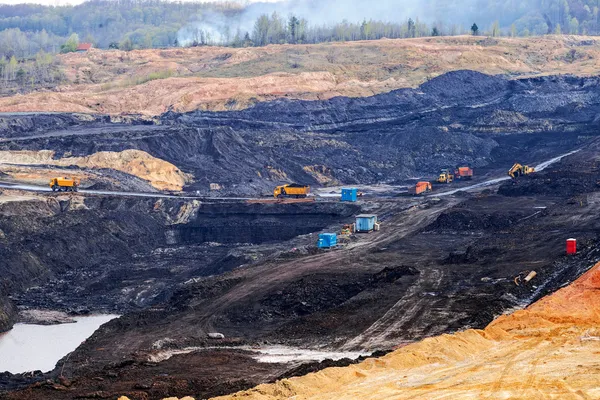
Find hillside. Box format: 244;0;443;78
2;35;600;115
214;259;600;400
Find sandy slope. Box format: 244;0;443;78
212;261;600;400
3;35;600;114
0;150;190;191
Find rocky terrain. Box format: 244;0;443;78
2;36;600;114
1;59;600;399
0;290;16;333
2;70;600;196
0;190;357;314
3;143;600;399
218;257;600;400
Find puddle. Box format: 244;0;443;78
149;344;367;365
251;346;366;364
0;314;118;373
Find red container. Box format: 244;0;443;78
566;238;577;255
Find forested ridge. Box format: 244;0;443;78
0;0;599;91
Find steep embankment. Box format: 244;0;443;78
0;149;190;191
0;190;357;314
215;260;600;400
1;35;600;114
2;71;600;195
0;290;16;333
0;113;189;192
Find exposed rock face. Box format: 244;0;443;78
0;194;357;313
213;260;600;400
0;149;190;191
0;289;16;333
2;71;600;195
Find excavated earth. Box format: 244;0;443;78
2;70;600;196
2;70;600;399
216;258;600;400
5;35;600;114
3;140;600;399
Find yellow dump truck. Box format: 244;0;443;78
49;177;80;192
273;184;310;198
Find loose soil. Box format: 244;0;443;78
2;68;600;399
4;144;600;399
3;36;600;114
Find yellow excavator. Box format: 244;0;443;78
508;163;535;179
437;169;454;183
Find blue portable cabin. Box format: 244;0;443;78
318;233;337;248
341;188;358;202
355;214;377;232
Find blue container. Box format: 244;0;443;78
318;233;338;248
341;188;358;202
355;214;377;232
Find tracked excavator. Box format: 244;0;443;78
508;163;535;179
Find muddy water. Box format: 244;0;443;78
0;315;118;373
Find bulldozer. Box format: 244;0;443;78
508;163;535;179
437;169;454;184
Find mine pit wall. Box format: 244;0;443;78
0;290;16;332
0;194;359;314
169;202;360;245
0;195;176;292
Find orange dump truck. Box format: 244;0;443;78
455;167;473;179
273;183;310;198
409;181;432;195
49;177;80;192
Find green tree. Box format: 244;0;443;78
432;27;440;36
288;15;299;43
8;55;17;80
243;32;253;47
119;37;134;51
569;17;579;34
60;33;79;53
16;67;25;82
491;20;500;37
252;14;269;46
510;23;516;37
360;19;371;40
407;18;415;38
555;23;562;34
471;23;479;35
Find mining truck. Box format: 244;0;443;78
454;166;473;180
508;163;535;179
437;169;454;183
49;177;80;192
273;183;310;198
409;181;432;195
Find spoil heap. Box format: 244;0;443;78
214;261;600;400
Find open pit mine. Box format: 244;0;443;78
1;45;600;400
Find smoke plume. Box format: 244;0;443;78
177;0;541;45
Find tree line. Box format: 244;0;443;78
0;0;599;58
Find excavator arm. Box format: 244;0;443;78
508;163;535;179
508;163;523;179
